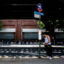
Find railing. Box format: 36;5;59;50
0;44;64;56
0;45;64;48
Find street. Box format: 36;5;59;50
0;56;64;64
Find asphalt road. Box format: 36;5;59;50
0;56;64;64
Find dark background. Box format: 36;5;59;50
0;0;64;20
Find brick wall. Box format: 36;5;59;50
0;19;39;41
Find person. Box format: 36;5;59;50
42;33;53;60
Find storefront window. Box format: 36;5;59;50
55;33;64;39
0;32;14;39
24;33;38;40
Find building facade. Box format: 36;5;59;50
0;19;43;41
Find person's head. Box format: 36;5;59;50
42;33;46;38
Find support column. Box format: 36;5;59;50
17;20;21;41
14;21;17;41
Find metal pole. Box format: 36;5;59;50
38;12;41;58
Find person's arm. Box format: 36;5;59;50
47;35;51;45
43;42;48;45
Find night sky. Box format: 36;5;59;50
0;0;64;20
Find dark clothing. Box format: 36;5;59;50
45;45;52;57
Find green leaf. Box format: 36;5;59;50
0;21;2;30
37;21;45;29
56;20;59;23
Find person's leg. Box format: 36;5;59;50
45;45;52;58
47;46;52;56
45;45;48;56
47;46;53;59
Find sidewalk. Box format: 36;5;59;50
0;56;64;64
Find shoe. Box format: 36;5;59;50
49;57;53;60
